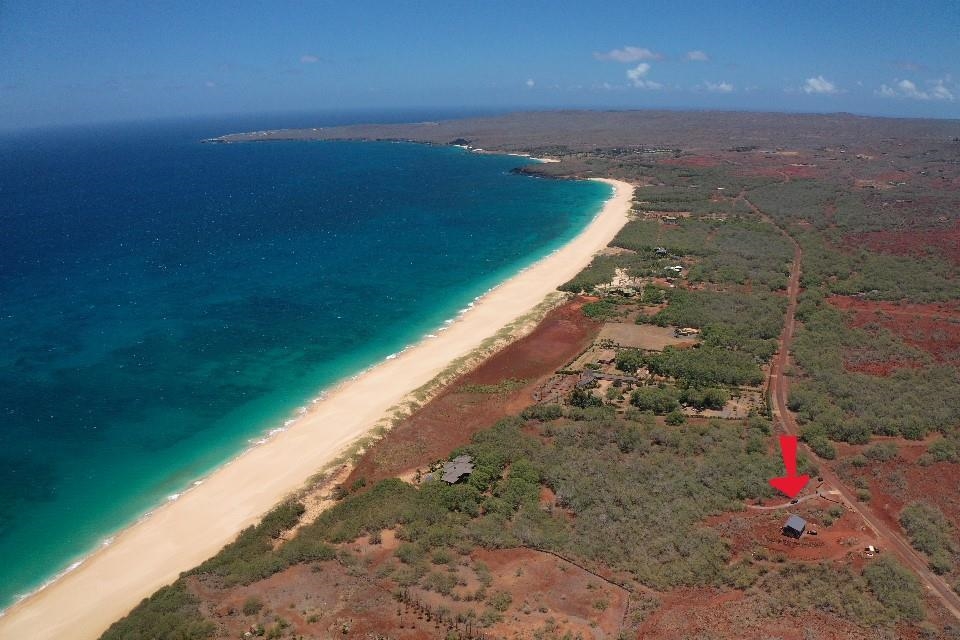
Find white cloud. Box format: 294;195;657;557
525;78;535;88
204;80;217;88
626;63;651;79
802;75;839;95
704;80;734;93
625;63;662;89
300;54;320;64
686;50;709;62
876;84;897;98
876;78;955;101
930;79;955;100
594;46;661;63
898;79;924;98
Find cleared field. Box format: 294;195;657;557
598;322;699;350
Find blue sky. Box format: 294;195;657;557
1;1;958;129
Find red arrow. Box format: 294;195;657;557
769;435;809;499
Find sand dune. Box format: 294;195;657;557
0;178;633;640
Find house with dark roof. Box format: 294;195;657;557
441;455;475;484
783;515;807;539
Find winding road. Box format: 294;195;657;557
747;196;960;622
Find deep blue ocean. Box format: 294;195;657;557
0;111;609;609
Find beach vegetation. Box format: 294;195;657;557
105;404;923;635
99;581;215;640
581;299;621;320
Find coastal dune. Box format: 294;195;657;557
0;178;634;640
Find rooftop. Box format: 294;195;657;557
441;455;475;484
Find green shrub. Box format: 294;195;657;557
665;410;687;426
630;387;680;414
190;501;305;586
927;437;960;463
899;501;956;575
422;570;458;595
679;386;729;410
582;300;620;320
863;556;924;622
569;387;603;408
521;403;563;421
242;596;264;616
643;345;764;387
864;441;898;462
488;590;513;612
806;436;836;460
615;348;645;374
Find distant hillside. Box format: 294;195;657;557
208;109;960;153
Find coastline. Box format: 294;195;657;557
0;177;634;640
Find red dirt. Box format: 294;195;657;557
707;493;877;565
876;171;913;182
843;450;960;555
659;155;721;168
827;296;960;364
344;298;601;487
634;586;911;640
843;219;960;265
189;539;627;639
842;359;924;376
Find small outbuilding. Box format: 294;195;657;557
576;369;598;389
783;515;807;539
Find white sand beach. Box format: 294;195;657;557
0;178;634;640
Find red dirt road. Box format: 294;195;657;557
753;197;960;622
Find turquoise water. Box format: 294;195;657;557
0;115;610;608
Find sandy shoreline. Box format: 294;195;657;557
0;177;633;640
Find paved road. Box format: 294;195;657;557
748;196;960;622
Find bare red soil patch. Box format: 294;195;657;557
344;298;600;487
189;541;626;639
842;354;925;377
828;296;960;365
844;219;960;266
708;495;876;565
874;170;914;183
